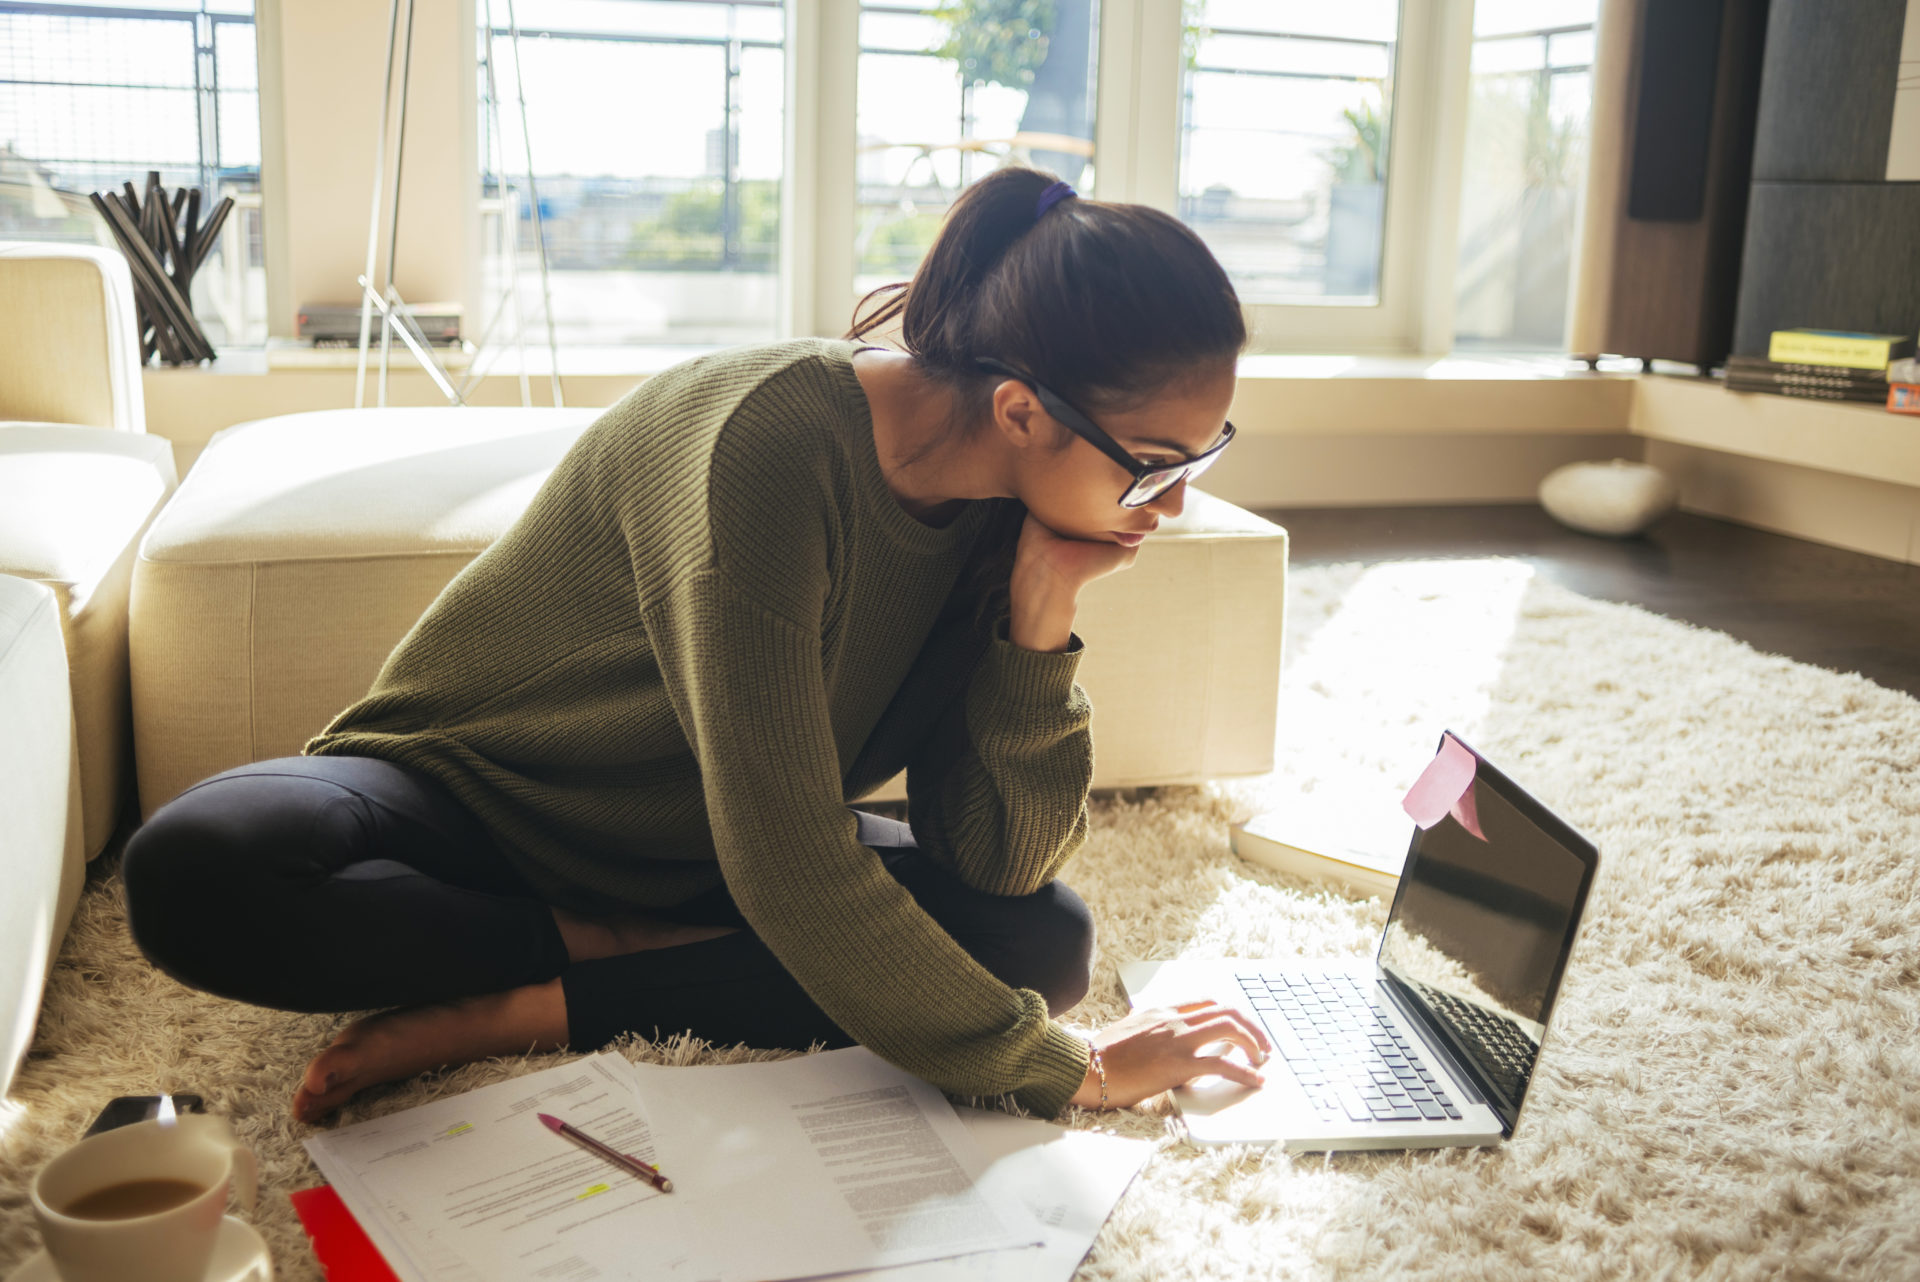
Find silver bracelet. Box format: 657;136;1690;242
1088;1044;1108;1109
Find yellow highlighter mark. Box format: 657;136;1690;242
443;1123;473;1137
576;1184;611;1200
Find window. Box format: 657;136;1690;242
1178;1;1402;305
477;0;785;350
0;0;267;347
853;0;1098;297
1451;0;1598;351
1166;0;1457;352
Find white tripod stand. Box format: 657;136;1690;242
353;0;563;409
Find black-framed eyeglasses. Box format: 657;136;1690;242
975;358;1236;509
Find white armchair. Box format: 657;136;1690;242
0;242;178;857
0;242;148;434
0;241;179;1096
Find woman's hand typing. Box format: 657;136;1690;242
1069;999;1273;1110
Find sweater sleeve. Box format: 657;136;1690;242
643;568;1092;1117
904;615;1095;898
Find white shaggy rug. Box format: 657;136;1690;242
5;559;1920;1281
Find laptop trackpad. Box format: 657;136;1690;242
1171;1043;1317;1120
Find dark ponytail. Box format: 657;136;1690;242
848;166;1246;627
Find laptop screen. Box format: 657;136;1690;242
1376;741;1596;1130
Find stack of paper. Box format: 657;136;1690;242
304;1047;1150;1282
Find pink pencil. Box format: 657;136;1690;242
537;1113;674;1194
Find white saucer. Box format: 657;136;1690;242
6;1215;271;1282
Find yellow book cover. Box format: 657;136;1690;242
1768;329;1912;370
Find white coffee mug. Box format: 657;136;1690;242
30;1113;258;1282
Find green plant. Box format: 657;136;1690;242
627;179;780;268
1181;0;1208;72
859;207;946;275
1521;88;1580;189
1323;97;1387;186
929;0;1055;89
1463;74;1583;189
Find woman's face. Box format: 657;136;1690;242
1010;362;1238;545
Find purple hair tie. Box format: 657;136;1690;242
1034;181;1077;220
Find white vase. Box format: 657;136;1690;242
1538;459;1677;538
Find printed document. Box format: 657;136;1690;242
306;1048;1056;1282
627;1047;1041;1282
306;1053;689;1282
822;1107;1152;1282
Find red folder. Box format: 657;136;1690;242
289;1185;403;1282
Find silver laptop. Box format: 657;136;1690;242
1119;733;1599;1152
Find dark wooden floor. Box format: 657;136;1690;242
1250;504;1920;700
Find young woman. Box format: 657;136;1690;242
122;166;1272;1124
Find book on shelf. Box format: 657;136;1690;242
1229;801;1408;899
1724;354;1889;388
1767;328;1914;370
1724;375;1890;403
1889;384;1920;415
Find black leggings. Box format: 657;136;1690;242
121;756;1095;1054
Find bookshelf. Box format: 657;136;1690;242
1630;375;1920;490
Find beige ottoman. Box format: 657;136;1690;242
131;407;1288;818
0;574;84;1098
0;425;178;855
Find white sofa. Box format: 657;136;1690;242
130;407;1290;819
0;242;177;1094
0;244;179;857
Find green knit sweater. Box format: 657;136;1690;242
304;338;1095;1116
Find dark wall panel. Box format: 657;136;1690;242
1749;0;1905;182
1731;181;1920;355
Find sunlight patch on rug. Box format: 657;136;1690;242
1258;559;1537;857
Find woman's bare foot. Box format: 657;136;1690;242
551;906;741;963
293;979;569;1124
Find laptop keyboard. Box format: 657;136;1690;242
1236;972;1461;1125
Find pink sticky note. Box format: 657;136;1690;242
1401;733;1487;841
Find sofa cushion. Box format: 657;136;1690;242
132;408;599;817
0;423;177;590
139;407;599;561
0;424;178;855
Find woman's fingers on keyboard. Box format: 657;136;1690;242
1161;999;1272;1062
1193;1006;1273;1062
1176;1016;1267;1067
1224;1005;1273;1058
1196;1051;1265;1089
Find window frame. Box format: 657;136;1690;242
793;0;1478;355
1149;0;1475;354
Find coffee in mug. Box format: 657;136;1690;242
62;1177;210;1220
30;1113;257;1282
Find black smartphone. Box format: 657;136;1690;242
84;1094;208;1137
